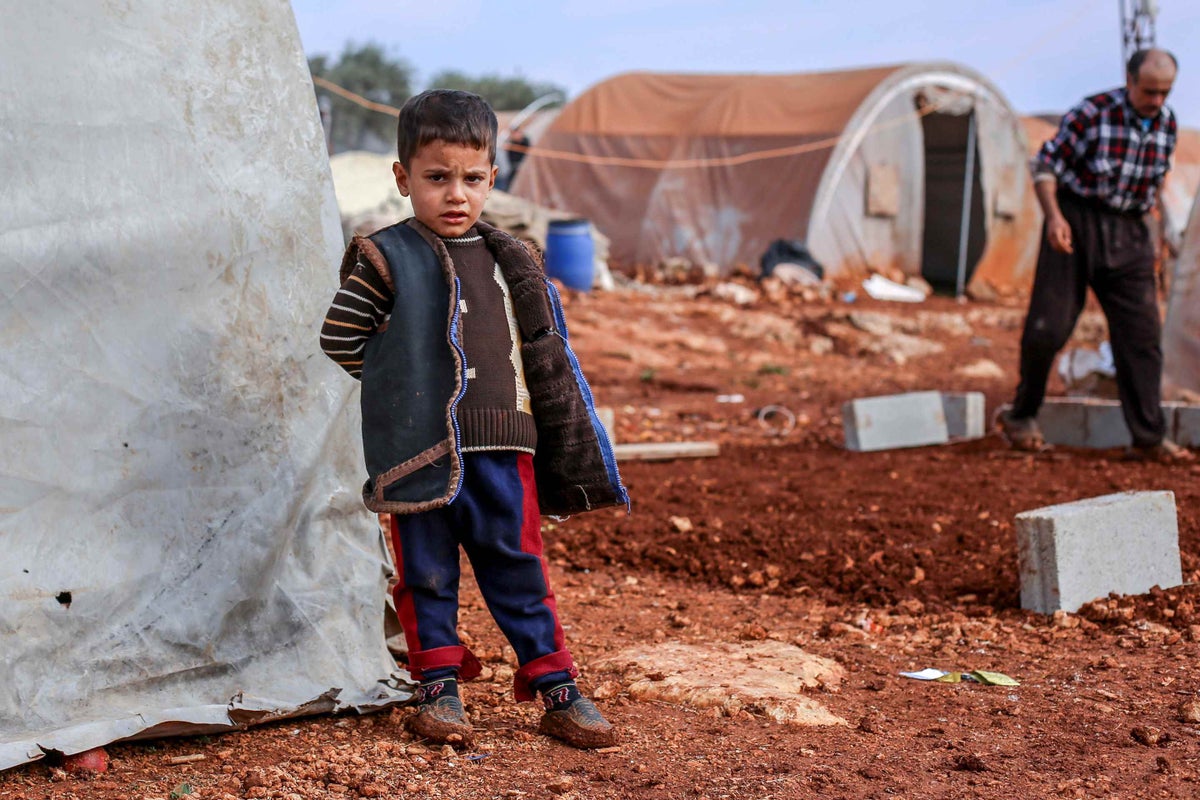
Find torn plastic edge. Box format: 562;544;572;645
0;678;414;773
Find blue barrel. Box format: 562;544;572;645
545;219;595;291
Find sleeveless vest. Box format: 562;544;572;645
340;218;627;517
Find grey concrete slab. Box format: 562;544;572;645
941;392;985;440
842;391;949;452
1037;398;1131;448
1172;405;1200;447
1016;491;1182;614
1037;398;1184;449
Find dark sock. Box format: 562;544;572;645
530;670;572;694
539;680;582;712
415;672;459;706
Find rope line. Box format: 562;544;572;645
311;0;1092;170
313;75;401;117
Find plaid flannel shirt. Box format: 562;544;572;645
1031;88;1176;214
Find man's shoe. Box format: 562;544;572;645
1128;438;1195;464
406;695;473;745
995;407;1047;452
539;696;618;749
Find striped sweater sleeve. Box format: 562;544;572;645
320;258;393;378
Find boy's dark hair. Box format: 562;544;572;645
397;90;497;167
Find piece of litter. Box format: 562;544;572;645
756;404;796;436
901;668;1020;686
862;274;927;303
62;748;109;774
466;754;490;762
716;394;745;404
969;670;1020;687
168;754;206;765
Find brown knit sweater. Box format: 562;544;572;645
321;226;536;454
443;230;537;453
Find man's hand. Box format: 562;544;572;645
1046;213;1073;254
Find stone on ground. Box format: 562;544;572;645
1015;491;1182;614
596;640;846;726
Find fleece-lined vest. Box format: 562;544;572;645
339;218;627;517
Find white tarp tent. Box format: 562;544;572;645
1165;184;1200;395
0;1;408;771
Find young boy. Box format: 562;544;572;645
320;90;628;749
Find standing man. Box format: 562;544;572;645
998;48;1193;462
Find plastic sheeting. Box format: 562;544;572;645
0;1;408;772
1165;186;1200;394
1160;129;1200;255
514;63;1038;287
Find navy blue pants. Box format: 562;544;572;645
389;451;576;701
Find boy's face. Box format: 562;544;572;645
393;140;497;238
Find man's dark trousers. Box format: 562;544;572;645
1012;191;1166;447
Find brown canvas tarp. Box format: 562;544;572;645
515;63;1038;289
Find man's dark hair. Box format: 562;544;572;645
396;89;497;167
1127;49;1179;80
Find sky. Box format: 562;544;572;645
290;0;1200;126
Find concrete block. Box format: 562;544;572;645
1037;398;1130;448
1015;491;1181;614
1172;404;1200;447
842;391;948;452
1037;398;1183;449
941;392;985;440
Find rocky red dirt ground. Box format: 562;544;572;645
4;276;1200;799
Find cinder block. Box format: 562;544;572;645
941;392;985;440
1037;398;1130;448
1016;491;1182;614
1172;405;1200;447
843;391;948;452
1037;398;1182;449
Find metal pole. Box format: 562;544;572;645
1120;0;1130;67
955;111;977;300
1121;0;1160;66
497;91;565;148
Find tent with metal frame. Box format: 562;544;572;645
514;62;1041;293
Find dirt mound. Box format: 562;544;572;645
8;282;1200;799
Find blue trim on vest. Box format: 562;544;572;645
445;273;467;504
545;280;629;511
